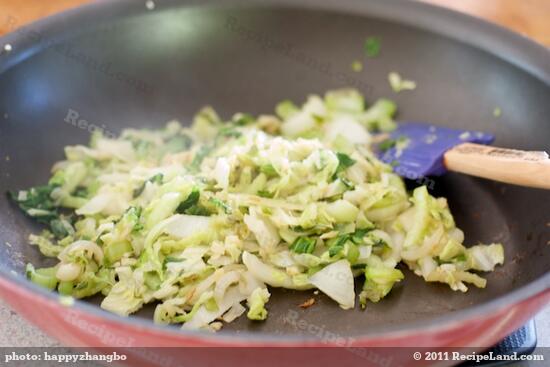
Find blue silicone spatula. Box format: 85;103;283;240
376;122;550;189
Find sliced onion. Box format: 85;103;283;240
222;303;246;323
324;115;371;145
213;157;231;189
238;270;264;296
164;214;211;239
214;271;241;302
96;139;136;162
56;263;82;282
75;193;111;215
309;259;355;310
182;286;247;330
189;269;224;303
402;225;445;261
242;251;310;289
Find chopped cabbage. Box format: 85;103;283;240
246;287;270;320
12;89;504;330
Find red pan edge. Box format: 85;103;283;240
1;274;550;348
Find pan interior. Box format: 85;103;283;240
0;5;549;338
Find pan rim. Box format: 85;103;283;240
0;0;549;344
1;269;549;344
0;0;548;81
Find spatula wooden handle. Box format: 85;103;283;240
443;143;550;189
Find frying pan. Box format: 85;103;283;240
0;0;549;362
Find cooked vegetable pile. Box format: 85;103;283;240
11;89;504;330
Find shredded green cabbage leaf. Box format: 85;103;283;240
11;89;504;330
